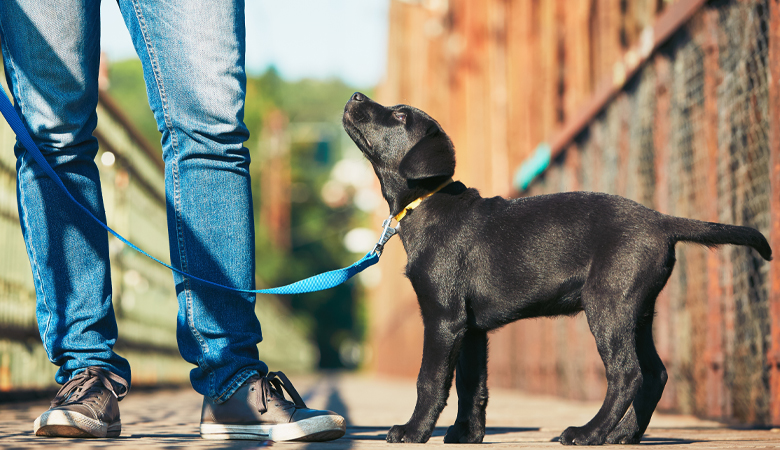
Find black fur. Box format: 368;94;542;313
342;92;772;445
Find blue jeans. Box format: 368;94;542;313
0;0;267;402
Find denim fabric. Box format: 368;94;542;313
0;0;267;402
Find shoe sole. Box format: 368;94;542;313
34;410;121;438
200;414;346;441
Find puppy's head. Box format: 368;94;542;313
342;92;455;215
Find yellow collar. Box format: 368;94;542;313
393;178;454;222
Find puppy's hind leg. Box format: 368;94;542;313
605;318;668;444
445;328;488;443
606;252;674;444
559;285;643;445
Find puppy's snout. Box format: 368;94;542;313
351;92;366;102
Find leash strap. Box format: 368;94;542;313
0;89;379;295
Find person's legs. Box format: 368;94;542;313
115;2;345;441
116;0;267;401
0;0;131;386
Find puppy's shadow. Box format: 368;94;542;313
639;437;706;445
344;425;540;441
478;426;541;436
549;436;704;445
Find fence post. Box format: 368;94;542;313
653;51;675;411
767;0;780;427
701;7;725;420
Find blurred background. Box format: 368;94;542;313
0;0;779;429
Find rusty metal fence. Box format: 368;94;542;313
505;0;775;424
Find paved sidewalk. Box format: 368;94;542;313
1;373;779;448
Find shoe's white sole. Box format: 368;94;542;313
34;409;121;438
200;414;346;441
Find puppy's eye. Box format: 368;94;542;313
393;111;407;123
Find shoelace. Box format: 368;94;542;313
51;367;129;408
253;371;307;414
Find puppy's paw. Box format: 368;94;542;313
386;425;405;443
386;424;431;443
605;411;642;444
605;427;642;445
444;421;485;443
559;426;605;446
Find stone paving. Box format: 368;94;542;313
1;373;779;449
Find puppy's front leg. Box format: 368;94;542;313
387;319;466;443
445;328;488;443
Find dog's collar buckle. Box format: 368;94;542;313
371;216;398;257
371;179;454;257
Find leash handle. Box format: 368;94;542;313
0;89;379;295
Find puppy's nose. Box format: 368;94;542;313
351;92;365;102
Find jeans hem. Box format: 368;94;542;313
211;367;263;405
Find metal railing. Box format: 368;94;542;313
0;90;192;392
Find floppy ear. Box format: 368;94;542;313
398;129;456;180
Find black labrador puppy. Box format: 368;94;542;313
342;92;772;446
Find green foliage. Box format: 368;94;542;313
252;66;362;123
106;60;160;147
250;67;375;369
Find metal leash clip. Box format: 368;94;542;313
371;215;397;256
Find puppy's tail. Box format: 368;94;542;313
666;216;772;261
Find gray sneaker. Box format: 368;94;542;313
200;371;346;441
34;367;129;438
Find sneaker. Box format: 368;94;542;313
200;371;346;441
34;367;128;438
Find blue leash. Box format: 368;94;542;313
0;89;383;295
